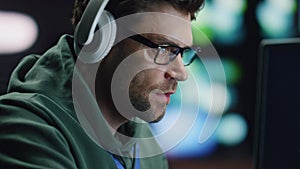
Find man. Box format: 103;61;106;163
0;0;204;168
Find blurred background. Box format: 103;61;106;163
0;0;299;169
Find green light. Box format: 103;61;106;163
191;21;214;46
222;59;242;84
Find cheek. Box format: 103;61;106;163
130;69;165;90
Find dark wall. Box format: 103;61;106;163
0;0;74;94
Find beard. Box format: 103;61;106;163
128;70;177;123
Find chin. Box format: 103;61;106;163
147;107;166;123
135;107;166;123
149;111;165;123
131;98;167;123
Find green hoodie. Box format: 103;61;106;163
0;35;168;169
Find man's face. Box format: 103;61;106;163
98;3;193;123
125;5;193;122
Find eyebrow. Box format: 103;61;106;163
154;36;192;48
155;36;180;46
124;29;192;47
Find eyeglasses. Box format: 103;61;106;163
128;34;201;66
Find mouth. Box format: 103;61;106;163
155;91;175;104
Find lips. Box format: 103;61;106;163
164;93;171;104
155;91;174;104
151;81;177;104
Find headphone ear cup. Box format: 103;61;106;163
75;10;117;64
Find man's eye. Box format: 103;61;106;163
165;47;179;55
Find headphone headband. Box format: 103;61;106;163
74;0;117;63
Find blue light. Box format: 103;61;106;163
151;108;219;158
149;58;234;158
166;113;218;158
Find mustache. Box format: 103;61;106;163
150;79;177;93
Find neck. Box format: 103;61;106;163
94;48;131;134
97;98;129;134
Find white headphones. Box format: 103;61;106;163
74;0;117;63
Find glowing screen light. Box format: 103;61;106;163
192;0;247;45
221;58;242;85
0;11;38;54
150;57;243;158
256;0;297;38
216;113;248;146
153;108;219;158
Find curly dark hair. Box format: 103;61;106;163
72;0;205;28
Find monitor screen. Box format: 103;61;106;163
256;38;300;169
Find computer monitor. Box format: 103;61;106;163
255;38;300;169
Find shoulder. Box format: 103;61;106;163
0;92;78;168
0;92;119;169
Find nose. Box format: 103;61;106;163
164;54;188;81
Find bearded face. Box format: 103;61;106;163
129;69;177;122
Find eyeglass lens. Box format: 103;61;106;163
154;47;199;66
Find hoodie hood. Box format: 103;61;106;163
7;35;75;112
6;34;164;159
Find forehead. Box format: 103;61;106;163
129;4;193;46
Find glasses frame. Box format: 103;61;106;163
128;33;198;66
